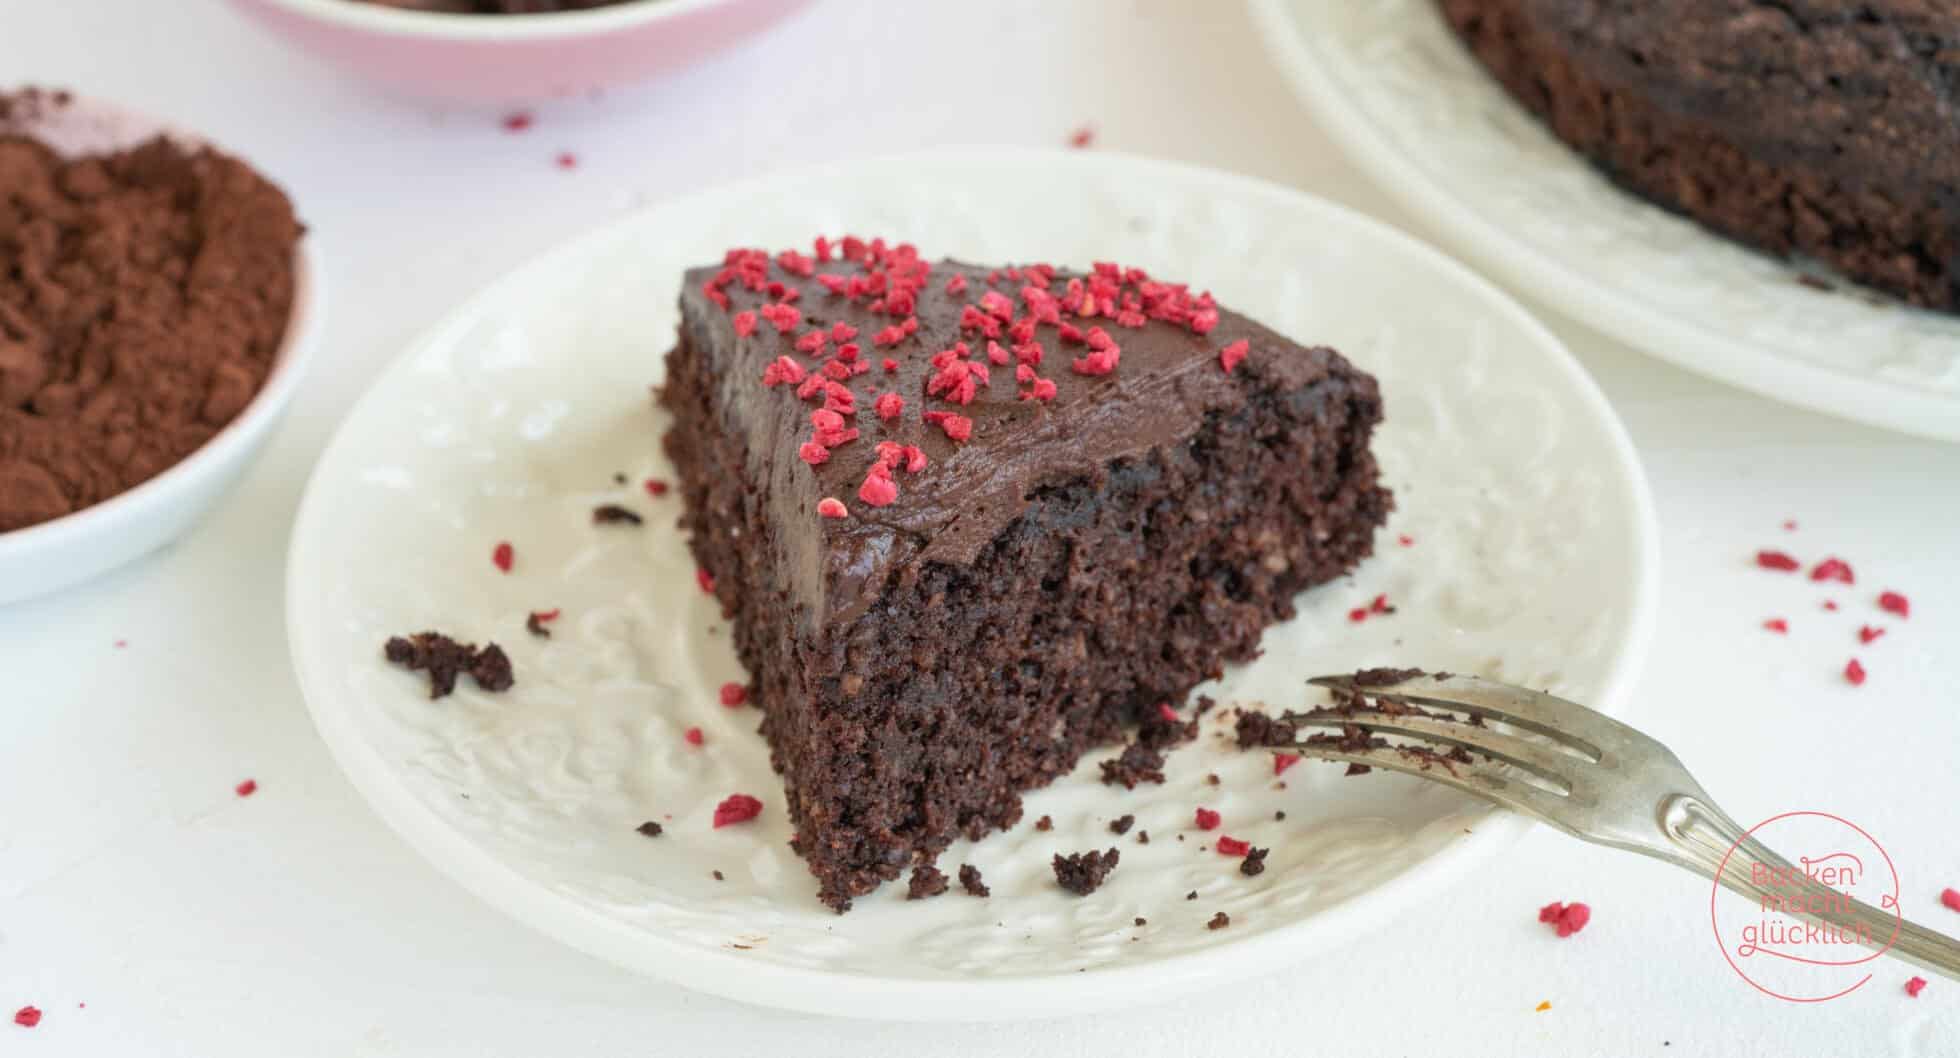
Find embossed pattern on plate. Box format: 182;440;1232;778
1252;0;1960;442
286;149;1657;1020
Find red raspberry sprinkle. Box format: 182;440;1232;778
1844;658;1866;686
1189;308;1220;335
1273;752;1301;775
684;727;705;746
1782;519;1798;531
1858;625;1885;644
1057;322;1085;345
901;445;928;473
835;342;860;363
874;392;905;420
1755;550;1801;572
554;152;578;170
530;608;562;627
758;302;801;334
13;1006;41;1029
945;273;969;296
1538;901;1591;937
644;479;670;497
811;409;856;447
1879;591;1911;618
881;357;898;373
798;441;829;466
1215;836;1251;857
1347;608;1368;623
1026;378;1057;402
1369;593;1392;615
923;411;973;442
858;469;899;507
813;235;832;262
1157;702;1179;724
1013;341;1043;366
816;497;848;519
1823;600;1840;611
1810;557;1855;584
795;372;827;401
873;325;905;347
1398;534;1414;547
1906;976;1929;998
492;541;514;573
794;330;827;354
927;359;981;404
712;793;763;828
733;310;757;337
1763;618;1789;634
1194;807;1221;831
1940;887;1960;913
1070;348;1119;376
1219;338;1249;374
1067;124;1096;148
235;778;257;797
760;355;806;387
987;341;1011;366
719;682;747;708
501;111;533;132
696;568;715;594
830;322;857;342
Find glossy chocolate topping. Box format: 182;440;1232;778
678;255;1347;629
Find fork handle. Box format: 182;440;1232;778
1655;794;1960;982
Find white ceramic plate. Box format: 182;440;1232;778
1250;0;1960;443
286;149;1657;1021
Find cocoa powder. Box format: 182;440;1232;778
0;89;301;532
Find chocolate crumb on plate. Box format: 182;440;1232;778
712;870;724;881
383;632;514;698
1240;847;1269;876
958;864;989;897
1137;830;1150;844
636;821;663;838
1185;890;1198;901
1208;911;1231;930
1099;743;1165;788
525;610;556;638
1109;814;1135;835
1134;916;1147;926
1052;848;1120;895
906;864;950;900
591;503;643;525
1034;814;1053;832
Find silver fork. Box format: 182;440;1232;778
1288;670;1960;980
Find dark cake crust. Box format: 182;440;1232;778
661;243;1389;910
1440;0;1960;311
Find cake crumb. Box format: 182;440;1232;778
1240;847;1269;876
1109;814;1135;835
1035;814;1053;832
1099;743;1166;788
907;864;949;900
592;504;643;526
636;821;663;838
383;632;514;698
1136;830;1150;844
712;870;724;881
958;864;990;897
1207;911;1230;930
1134;916;1147;926
1052;848;1120;895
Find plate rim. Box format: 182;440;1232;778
284;145;1660;1021
1248;0;1960;443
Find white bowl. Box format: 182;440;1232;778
0;95;321;606
228;0;814;104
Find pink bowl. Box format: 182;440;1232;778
227;0;812;104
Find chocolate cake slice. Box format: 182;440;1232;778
660;239;1390;910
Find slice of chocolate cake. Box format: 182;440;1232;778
661;238;1390;910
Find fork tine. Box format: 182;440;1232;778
1309;672;1619;760
1290;742;1573;824
1287;708;1579;794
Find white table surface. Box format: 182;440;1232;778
3;2;1955;1055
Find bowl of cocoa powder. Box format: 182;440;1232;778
226;0;811;104
0;87;319;605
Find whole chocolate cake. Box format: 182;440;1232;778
661;239;1390;910
1439;0;1960;312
